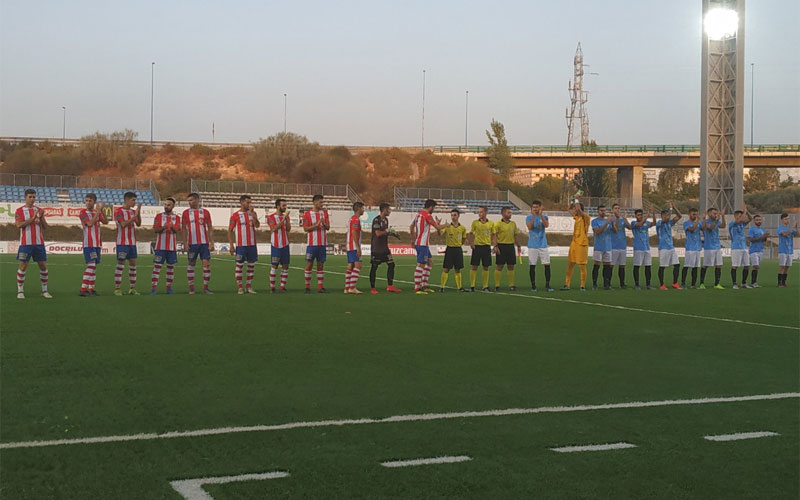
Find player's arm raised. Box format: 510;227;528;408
135;204;142;227
542;212;549;228
670;200;681;223
742;203;753;224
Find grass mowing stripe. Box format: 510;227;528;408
381;456;472;468
2;392;797;450
550;442;637;453
703;431;780;442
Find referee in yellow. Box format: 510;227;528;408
492;206;521;291
468;205;494;292
440;209;467;292
561;198;592;291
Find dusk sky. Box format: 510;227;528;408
2;0;798;146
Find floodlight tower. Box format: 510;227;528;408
700;0;745;214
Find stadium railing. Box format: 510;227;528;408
394;186;529;214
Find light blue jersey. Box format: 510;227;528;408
612;217;627;250
591;217;613;251
656;219;675;250
702;219;723;250
747;226;765;254
526;214;548;249
728;221;747;250
778;225;797;254
683;219;702;251
631;220;652;251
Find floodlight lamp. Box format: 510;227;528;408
704;8;738;40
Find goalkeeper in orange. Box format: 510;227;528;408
561;198;591;291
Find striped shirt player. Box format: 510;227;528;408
267;200;291;292
14;191;51;299
228;199;259;294
78;198;107;295
302;195;330;293
151;205;181;294
182;198;214;294
113;193;141;295
344;202;365;294
411;199;442;293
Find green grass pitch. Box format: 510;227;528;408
1;254;798;499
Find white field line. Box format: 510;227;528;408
381;455;471;468
551;442;637;453
170;471;289;500
1;392;797;451
703;431;779;442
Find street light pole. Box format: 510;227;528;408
61;106;66;140
750;62;754;149
421;69;426;149
150;62;155;146
464;90;469;148
283;93;287;134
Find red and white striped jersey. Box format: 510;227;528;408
80;209;102;248
182;208;212;245
413;210;435;246
229;210;258;246
267;212;289;248
153;212;182;251
346;215;361;251
301;210;328;246
115;207;138;245
15;206;44;245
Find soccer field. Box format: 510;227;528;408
1;254;798;499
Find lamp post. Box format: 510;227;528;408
150;62;155;146
283;93;287;134
61;106;66;141
464;90;469;148
421;69;426;149
750;62;754;149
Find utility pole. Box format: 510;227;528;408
464;90;469;148
421;69;426;149
150;62;155;146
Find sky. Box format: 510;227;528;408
1;0;799;146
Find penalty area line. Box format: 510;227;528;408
1;392;797;450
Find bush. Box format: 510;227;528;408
189;144;215;158
78;130;145;175
245;132;320;177
745;186;800;213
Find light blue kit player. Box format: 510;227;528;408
777;212;799;288
590;205;615;290
746;214;768;288
611;203;630;288
526;200;552;291
655;201;682;290
700;207;726;289
728;206;752;289
681;207;703;288
631;209;655;290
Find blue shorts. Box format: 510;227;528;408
83;247;101;264
346;249;361;264
415;245;432;263
305;245;327;263
17;244;47;262
116;245;138;261
154;249;178;265
187;243;211;262
235;245;258;263
271;245;290;266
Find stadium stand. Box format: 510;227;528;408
394;187;529;214
0;174;160;206
191;180;362;211
1;186;157;205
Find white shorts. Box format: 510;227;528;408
731;249;750;267
633;250;652;266
704;248;723;267
779;253;793;267
611;249;627;266
593;250;612;263
527;248;550;265
684;250;702;268
749;252;763;267
658;248;679;267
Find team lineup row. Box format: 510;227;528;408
11;189;799;298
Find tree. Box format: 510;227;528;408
78;129;144;174
657;168;690;198
744;168;780;193
485;119;513;178
245;132;320;178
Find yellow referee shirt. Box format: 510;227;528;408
493;219;517;244
572;213;591;246
441;224;467;247
470;219;494;246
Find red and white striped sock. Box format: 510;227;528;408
280;269;288;289
269;268;277;290
345;270;352;290
246;263;255;289
40;270;49;292
151;264;162;289
235;262;244;289
202;264;210;289
304;270;312;289
422;264;431;288
350;267;360;289
81;262;96;291
187;264;195;290
166;264;174;290
114;263;123;289
129;265;137;289
86;262;96;290
317;271;324;290
414;265;423;290
16;269;26;293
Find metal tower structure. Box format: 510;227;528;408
565;43;590;149
700;0;745;214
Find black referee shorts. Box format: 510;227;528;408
443;246;464;270
495;243;516;266
470;245;492;268
371;251;393;264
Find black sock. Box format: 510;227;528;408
633;265;640;286
387;262;395;285
742;267;749;284
618;266;625;286
645;266;652;286
529;265;536;288
751;269;758;284
369;263;378;288
700;267;707;284
714;267;721;285
592;264;600;286
778;273;782;286
691;267;698;286
658;267;665;286
731;268;737;285
681;266;688;285
672;264;680;284
603;265;612;287
544;265;551;287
